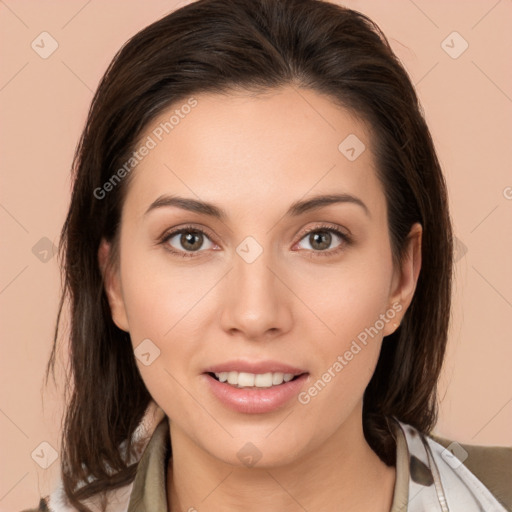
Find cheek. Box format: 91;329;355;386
296;250;393;342
297;280;390;422
118;243;220;395
294;249;393;397
119;251;208;414
119;240;210;339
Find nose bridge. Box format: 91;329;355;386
221;236;291;338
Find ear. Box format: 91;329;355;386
382;222;422;337
98;238;130;332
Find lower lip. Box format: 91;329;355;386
203;373;310;414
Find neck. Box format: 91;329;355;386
166;404;396;512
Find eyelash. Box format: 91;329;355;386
158;223;352;259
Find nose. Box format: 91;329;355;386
219;246;293;341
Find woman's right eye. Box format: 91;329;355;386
160;226;216;257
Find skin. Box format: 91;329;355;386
99;85;422;512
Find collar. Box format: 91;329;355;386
391;418;508;511
124;415;408;511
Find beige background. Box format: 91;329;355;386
1;0;511;510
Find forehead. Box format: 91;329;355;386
123;86;385;221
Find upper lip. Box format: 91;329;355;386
203;359;308;375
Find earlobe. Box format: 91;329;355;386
383;222;422;337
98;238;130;332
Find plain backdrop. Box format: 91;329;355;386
1;1;511;510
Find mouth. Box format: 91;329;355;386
203;370;310;414
205;371;307;389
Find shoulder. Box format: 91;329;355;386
20;402;167;512
429;432;512;511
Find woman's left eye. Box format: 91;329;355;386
159;224;351;258
295;226;350;257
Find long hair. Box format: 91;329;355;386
45;0;453;510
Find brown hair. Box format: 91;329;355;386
45;0;453;510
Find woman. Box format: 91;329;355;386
23;0;512;511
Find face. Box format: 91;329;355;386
99;85;421;468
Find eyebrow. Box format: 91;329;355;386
144;193;370;220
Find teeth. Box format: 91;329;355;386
214;371;298;388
